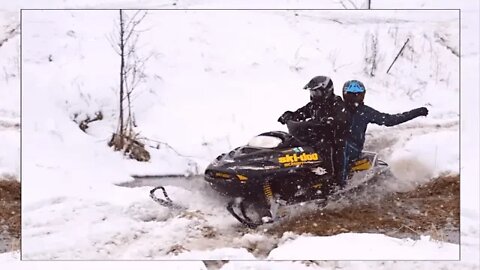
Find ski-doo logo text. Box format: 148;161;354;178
278;153;319;167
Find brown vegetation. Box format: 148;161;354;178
269;175;459;243
0;179;20;238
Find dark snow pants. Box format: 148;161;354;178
336;141;362;188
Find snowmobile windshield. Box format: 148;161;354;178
286;120;331;145
287;120;309;138
247;135;283;148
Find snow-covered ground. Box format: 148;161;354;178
0;10;20;178
0;0;478;269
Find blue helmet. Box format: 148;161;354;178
342;80;366;107
343;80;366;94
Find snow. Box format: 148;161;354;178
0;252;208;270
268;233;459;260
20;8;461;179
388;130;459;190
0;0;478;269
0;128;19;177
0;10;20;178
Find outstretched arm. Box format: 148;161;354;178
366;105;428;127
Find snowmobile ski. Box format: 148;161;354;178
149;186;185;210
226;199;262;229
226;199;275;229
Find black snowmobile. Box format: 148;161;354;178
202;120;389;228
149;120;389;228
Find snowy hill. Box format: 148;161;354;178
22;9;460;180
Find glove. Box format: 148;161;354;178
322;116;334;125
278;111;294;124
414;107;429;117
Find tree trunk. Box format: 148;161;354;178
119;9;125;134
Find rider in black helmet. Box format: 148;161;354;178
278;76;350;191
278;76;348;145
340;79;429;186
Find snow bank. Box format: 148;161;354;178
0;128;19;177
0;252;207;270
172;247;256;260
268;233;458;260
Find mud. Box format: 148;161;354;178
269;175;460;244
0;179;20;252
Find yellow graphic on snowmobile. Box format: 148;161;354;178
278;153;319;167
351;158;372;172
236;174;248;181
215;172;231;178
215;172;248;181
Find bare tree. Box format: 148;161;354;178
364;31;379;77
107;9;151;162
119;10;126;136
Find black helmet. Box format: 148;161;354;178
303;76;334;103
342;80;366;108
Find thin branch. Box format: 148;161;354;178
123;11;148;45
346;0;358;9
140;137;197;159
398;224;421;236
386;38;410;74
0;23;20;48
106;32;121;55
124;10;147;34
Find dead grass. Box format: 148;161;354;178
268;175;459;243
0;179;20;238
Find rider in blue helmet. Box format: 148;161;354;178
340;79;429;186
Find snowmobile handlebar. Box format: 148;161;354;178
286;119;334;144
286;118;333;131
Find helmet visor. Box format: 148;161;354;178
310;89;325;99
344;92;364;105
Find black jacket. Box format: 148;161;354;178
346;104;425;151
283;95;349;148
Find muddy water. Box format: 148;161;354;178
118;175;206;190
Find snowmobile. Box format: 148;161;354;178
150;120;389;228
